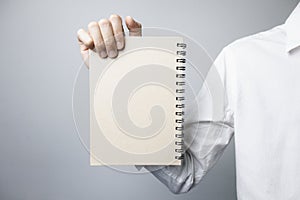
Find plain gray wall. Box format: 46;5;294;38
0;0;299;199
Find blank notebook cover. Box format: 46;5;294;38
89;36;186;166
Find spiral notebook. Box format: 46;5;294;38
90;37;186;166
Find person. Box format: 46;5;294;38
77;3;300;199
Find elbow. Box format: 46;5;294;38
170;187;191;195
169;185;190;195
168;174;201;195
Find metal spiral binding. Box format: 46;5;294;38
175;42;186;161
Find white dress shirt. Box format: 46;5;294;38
145;3;300;199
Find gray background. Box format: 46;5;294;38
0;0;298;199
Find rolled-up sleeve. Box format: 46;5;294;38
144;47;236;194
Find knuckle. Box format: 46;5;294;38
88;21;98;29
105;41;116;50
136;22;142;28
98;18;110;27
114;33;124;40
105;43;113;50
109;14;121;21
104;34;116;42
95;42;105;50
77;29;83;37
86;40;94;48
84;40;94;48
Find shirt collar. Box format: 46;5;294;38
286;3;300;52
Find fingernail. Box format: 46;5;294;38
100;51;107;58
108;50;117;58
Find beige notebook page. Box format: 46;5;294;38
90;37;183;166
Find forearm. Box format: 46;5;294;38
145;121;234;194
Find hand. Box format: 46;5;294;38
77;15;142;67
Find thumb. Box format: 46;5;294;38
125;16;142;36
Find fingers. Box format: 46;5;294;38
88;21;107;58
110;14;125;50
77;28;93;50
125;16;142;36
98;19;118;58
77;15;142;60
77;29;93;67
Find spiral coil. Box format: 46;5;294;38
175;42;186;161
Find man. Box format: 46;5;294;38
77;3;300;199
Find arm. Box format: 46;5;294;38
77;16;235;194
144;47;236;194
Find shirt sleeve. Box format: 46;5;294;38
144;47;236;194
